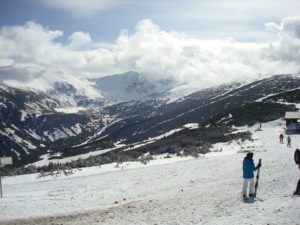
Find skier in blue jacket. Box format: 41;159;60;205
242;152;261;198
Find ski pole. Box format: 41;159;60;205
254;159;262;198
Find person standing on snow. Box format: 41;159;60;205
242;152;262;198
294;149;300;195
287;136;291;148
279;133;284;144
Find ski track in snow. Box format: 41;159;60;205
0;120;299;225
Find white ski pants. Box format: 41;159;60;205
242;178;254;195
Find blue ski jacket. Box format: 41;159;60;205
243;158;258;179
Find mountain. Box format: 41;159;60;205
47;81;107;108
47;71;178;108
0;84;101;166
1;74;300;168
90;71;177;102
89;74;299;138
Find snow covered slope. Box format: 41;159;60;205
90;71;176;102
0;120;299;225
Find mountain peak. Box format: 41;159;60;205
90;71;175;102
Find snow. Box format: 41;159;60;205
32;146;119;167
208;138;263;157
0;102;7;108
43;131;54;142
12;150;20;158
10;124;19;131
0;120;299;225
216;113;233;124
20;110;27;121
148;128;183;140
70;123;82;135
1;128;37;152
42;126;79;141
91;71;176;102
183;123;200;129
124;127;184;151
54;107;86;114
24;103;43;114
63;127;76;136
255;88;300;102
51;128;66;140
25;129;41;140
0;84;9;91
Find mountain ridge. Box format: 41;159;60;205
0;73;300;168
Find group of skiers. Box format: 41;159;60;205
242;134;300;200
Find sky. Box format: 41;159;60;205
0;0;300;92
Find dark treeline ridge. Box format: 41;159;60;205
0;125;251;176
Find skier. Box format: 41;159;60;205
279;133;284;144
242;152;262;199
294;149;300;195
287;136;291;148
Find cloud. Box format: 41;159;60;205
0;58;14;67
280;17;300;38
264;17;300;62
68;32;92;50
266;17;300;38
0;21;63;65
42;0;119;17
0;18;300;94
265;22;281;33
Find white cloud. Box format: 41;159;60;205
0;58;14;67
265;22;280;33
68;32;92;50
0;18;300;94
0;21;63;64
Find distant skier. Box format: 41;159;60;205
242;152;262;198
279;133;284;144
287;136;291;148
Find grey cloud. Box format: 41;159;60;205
281;17;300;38
0;65;41;82
41;0;119;17
264;17;300;63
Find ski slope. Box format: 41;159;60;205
0;120;299;225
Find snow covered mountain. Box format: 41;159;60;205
47;81;108;108
76;74;299;153
90;71;177;102
1;74;300;167
46;71;177;107
0;85;101;165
